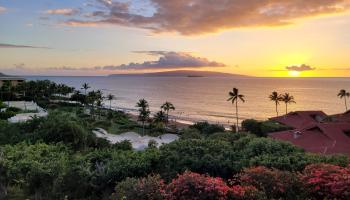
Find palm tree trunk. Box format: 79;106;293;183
345;97;348;111
275;101;278;117
142;121;145;135
285;103;288;115
166;110;169;124
110;100;112;110
235;100;239;132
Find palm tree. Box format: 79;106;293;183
281;93;296;115
136;99;150;134
106;94;116;110
154;110;167;123
269;91;282;117
1;80;13;106
227;88;245;132
81;83;90;95
338;89;350;111
87;90;103;119
161;101;175;124
87;91;97;118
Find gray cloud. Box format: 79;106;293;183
64;0;350;35
0;43;50;49
14;63;26;69
44;51;225;71
104;51;225;70
286;64;315;71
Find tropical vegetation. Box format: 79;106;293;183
0;80;350;199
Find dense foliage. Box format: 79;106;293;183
190;121;225;135
111;175;165;200
241;119;291;137
1;85;350;199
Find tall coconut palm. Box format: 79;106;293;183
107;94;116;110
136;99;150;135
269;91;282;117
81;83;90;95
161;101;175;124
281;93;296;115
227;88;245;132
338;89;350;111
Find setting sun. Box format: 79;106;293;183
288;71;301;77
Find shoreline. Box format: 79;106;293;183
109;105;235;129
127;112;192;130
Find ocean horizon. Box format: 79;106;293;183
28;76;350;126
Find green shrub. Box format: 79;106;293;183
0;142;70;200
241;119;261;135
180;128;202;140
6;107;21;113
33;112;90;150
190;121;225;135
207;132;250;143
0;100;6;109
113;140;133;151
158;139;241;179
58;148;161;199
242;119;290;137
111;175;165;200
0;111;16;120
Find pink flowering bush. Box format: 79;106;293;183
228;185;262;200
301;163;350;199
163;171;230;200
237;166;304;199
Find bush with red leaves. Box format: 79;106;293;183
163;171;230;200
237;166;304;199
228;185;263;200
301;163;350;199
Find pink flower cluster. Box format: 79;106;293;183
113;164;350;200
163;172;230;200
162;171;258;200
301;163;350;199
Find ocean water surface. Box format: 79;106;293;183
29;76;350;126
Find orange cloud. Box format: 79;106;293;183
0;6;6;14
64;0;350;35
46;8;80;16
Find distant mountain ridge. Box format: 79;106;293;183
109;70;249;78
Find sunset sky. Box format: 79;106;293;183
1;0;350;77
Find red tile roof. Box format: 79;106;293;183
269;111;327;129
269;111;350;155
331;110;350;123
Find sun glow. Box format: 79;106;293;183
288;71;300;77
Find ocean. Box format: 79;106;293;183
28;76;350;126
